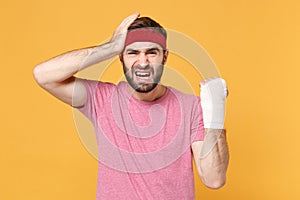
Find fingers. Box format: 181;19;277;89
115;12;140;34
122;12;140;28
200;77;228;98
110;13;140;54
200;76;221;86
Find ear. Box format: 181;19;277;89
119;54;123;62
163;49;169;64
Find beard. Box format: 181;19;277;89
123;63;164;93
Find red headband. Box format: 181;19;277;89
125;29;166;50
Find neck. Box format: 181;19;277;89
127;84;167;102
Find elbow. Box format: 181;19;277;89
205;178;226;190
33;64;47;87
201;174;226;190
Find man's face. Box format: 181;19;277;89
121;42;168;93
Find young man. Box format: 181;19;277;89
33;13;229;199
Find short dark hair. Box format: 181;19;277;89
128;17;167;39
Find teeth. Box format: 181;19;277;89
135;72;150;77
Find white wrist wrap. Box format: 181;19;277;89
200;78;227;129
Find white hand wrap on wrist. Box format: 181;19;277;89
200;78;227;129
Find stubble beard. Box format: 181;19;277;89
123;63;164;93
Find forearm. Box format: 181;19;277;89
199;129;229;189
32;13;139;107
33;42;118;86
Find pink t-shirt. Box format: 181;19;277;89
77;79;204;200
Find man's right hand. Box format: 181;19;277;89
110;12;140;55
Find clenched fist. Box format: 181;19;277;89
200;77;228;129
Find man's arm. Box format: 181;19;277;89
33;13;139;107
192;129;229;189
192;78;229;189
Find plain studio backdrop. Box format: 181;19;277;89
0;0;299;199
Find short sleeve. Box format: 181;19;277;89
191;97;205;143
75;78;116;124
75;79;99;124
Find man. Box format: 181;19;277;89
33;13;229;199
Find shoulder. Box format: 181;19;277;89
165;86;201;116
81;79;116;88
79;79;117;97
167;86;199;104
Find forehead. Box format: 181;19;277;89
124;42;163;51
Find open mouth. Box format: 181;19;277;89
135;71;151;78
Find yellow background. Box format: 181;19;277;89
1;0;299;199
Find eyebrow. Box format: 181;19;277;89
126;47;162;52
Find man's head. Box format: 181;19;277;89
120;17;168;93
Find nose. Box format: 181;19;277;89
137;53;149;67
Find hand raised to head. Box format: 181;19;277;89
110;12;140;54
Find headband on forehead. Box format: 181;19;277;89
125;29;167;50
